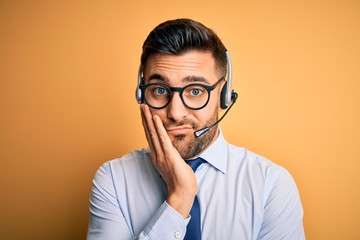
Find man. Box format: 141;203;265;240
87;19;305;239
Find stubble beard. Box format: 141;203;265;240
170;112;218;160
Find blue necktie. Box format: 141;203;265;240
184;157;205;240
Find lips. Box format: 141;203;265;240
165;125;193;135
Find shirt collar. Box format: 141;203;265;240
199;128;228;174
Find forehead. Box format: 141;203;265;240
143;51;219;84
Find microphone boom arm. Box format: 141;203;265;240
194;91;238;138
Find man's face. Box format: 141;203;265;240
143;51;224;159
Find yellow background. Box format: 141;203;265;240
1;1;359;239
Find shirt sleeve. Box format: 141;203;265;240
257;167;305;240
138;201;189;240
87;162;188;240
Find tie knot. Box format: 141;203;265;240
185;157;206;172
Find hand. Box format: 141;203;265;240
140;104;197;218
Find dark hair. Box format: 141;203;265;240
141;18;227;75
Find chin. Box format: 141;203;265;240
171;134;191;150
171;134;201;160
175;126;217;160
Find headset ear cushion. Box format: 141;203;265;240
220;82;228;109
136;86;143;104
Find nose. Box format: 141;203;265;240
166;92;188;121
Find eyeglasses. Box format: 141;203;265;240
139;77;225;110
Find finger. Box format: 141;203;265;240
153;114;178;159
141;104;164;162
140;104;155;152
141;104;158;156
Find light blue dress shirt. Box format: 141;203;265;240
87;130;305;239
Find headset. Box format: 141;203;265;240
136;50;236;110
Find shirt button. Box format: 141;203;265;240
174;231;181;239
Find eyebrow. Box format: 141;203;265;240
147;74;210;84
148;73;167;82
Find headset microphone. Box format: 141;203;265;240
194;50;237;138
194;91;238;138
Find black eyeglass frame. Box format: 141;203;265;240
139;76;225;110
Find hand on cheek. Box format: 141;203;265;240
140;104;197;218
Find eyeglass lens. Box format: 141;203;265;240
144;84;210;109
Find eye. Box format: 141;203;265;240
153;86;168;96
189;87;204;97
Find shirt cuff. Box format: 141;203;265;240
142;201;189;240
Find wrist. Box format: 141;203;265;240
167;192;196;219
